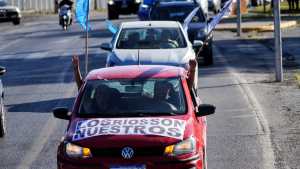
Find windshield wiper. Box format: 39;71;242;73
78;111;179;118
129;112;178;117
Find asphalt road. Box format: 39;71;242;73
0;14;298;169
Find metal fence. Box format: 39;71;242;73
5;0;107;13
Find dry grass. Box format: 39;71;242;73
295;72;300;88
249;1;298;14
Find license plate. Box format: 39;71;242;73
110;164;146;169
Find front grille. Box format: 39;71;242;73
91;147;165;157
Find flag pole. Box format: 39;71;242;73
85;0;90;76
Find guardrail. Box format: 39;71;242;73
5;0;108;13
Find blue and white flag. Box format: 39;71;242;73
105;20;118;34
76;0;91;30
207;0;232;34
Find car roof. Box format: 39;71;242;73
121;21;181;29
86;65;187;80
158;1;197;7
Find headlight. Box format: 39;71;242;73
164;137;196;156
135;0;141;3
141;4;149;8
108;0;114;5
65;142;92;158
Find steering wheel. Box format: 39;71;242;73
157;101;178;112
167;40;178;48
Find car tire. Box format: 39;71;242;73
0;98;6;137
12;18;21;25
203;42;213;66
108;5;119;20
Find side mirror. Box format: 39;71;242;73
0;66;6;76
193;40;203;48
53;107;71;120
100;43;112;51
196;104;215;117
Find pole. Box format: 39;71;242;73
273;0;283;82
85;0;90;76
237;0;241;36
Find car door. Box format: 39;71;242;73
189;86;207;145
186;7;208;43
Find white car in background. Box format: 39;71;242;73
100;21;202;86
0;0;21;25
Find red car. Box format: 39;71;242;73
53;65;215;169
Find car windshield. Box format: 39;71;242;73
116;27;187;49
159;0;194;2
78;78;187;117
151;5;204;23
0;1;7;6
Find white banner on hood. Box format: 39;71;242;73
72;118;186;141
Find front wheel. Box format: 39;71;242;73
12;18;20;25
0;99;6;137
203;43;213;66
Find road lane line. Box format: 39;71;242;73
15;55;76;169
214;45;278;169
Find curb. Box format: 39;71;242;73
216;20;298;32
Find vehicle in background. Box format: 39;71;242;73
0;66;6;137
208;0;221;13
150;1;214;65
59;4;72;30
107;0;141;20
53;65;215;169
100;21;201;86
0;0;21;25
138;0;208;21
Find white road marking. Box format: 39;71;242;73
214;45;278;169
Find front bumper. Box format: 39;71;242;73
0;11;21;21
58;144;202;169
58;156;202;169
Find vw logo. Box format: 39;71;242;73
121;147;134;159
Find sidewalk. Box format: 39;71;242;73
216;13;300;32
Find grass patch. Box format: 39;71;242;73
295;72;300;88
249;1;298;14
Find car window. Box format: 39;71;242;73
191;8;206;23
190;87;199;107
151;5;196;23
159;0;194;2
0;1;7;6
78;78;187;117
116;27;187;49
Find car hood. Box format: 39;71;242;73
0;6;18;10
66;116;194;148
111;48;194;67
